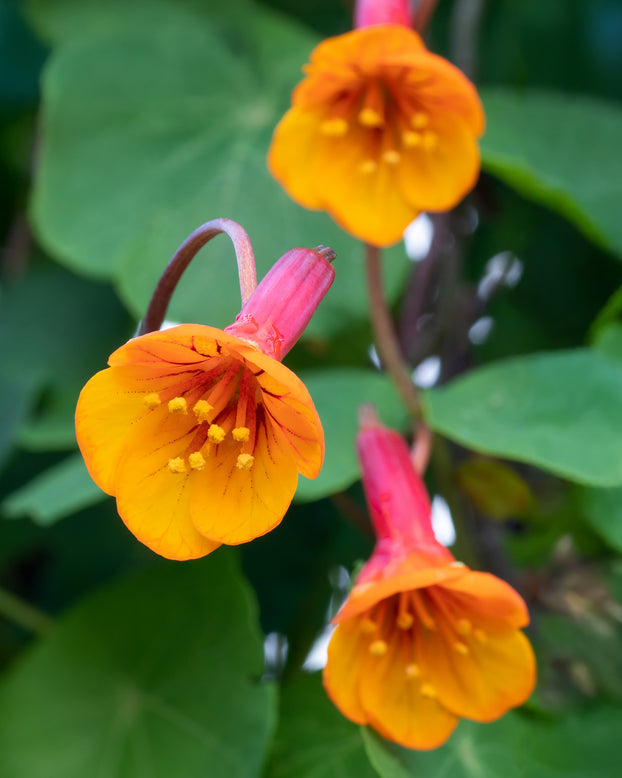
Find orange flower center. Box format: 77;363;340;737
318;72;439;172
141;355;261;475
361;588;488;699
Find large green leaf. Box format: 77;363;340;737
30;0;407;335
264;673;377;778
2;453;106;525
296;369;407;502
363;705;622;778
0;554;276;778
481;90;622;258
424;349;622;486
578;485;622;553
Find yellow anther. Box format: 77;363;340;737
397;612;414;630
193;400;213;423
456;618;472;636
405;663;421;679
420;683;437;699
411;111;429;129
188;452;206;471
422;130;438;151
360;617;377;634
232;426;250;443
474;628;488;644
207;424;226;444
402;130;422;148
236;453;255;471
143;392;161;409
168;457;187;474
358;158;377;175
320;117;348;137
358;107;383;127
369;639;388;656
454;641;470;656
382;149;401;165
168;397;187;414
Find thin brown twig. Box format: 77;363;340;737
412;0;441;33
365;243;422;420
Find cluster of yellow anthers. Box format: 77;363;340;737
269;24;484;247
76;324;325;562
324;418;535;750
144;364;257;476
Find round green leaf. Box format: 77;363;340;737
363;705;622;778
0;554;276;778
2;453;106;525
31;0;408;335
424;349;622;486
481;89;622;259
264;673;377;778
579;485;622;553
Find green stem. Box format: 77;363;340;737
0;586;53;635
365;243;422;420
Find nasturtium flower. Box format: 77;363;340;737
76;248;334;560
268;23;484;247
323;413;535;750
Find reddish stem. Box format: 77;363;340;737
139;218;257;335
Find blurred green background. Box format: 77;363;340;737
1;0;622;775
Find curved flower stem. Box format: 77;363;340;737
365;243;422;421
0;586;53;635
412;0;440;33
139;218;257;335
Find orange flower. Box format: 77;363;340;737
268;24;484;247
76;248;334;560
323;414;535;750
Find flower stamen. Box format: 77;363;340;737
168;396;187;414
143;392;161;409
454;641;470;656
359;108;383;127
382;149;401;165
402;130;422;148
188;451;206;470
236;453;254;470
410;591;436;630
207;424;226;444
474;628;488;644
321;117;349;137
358;158;378;174
193;400;214;423
369;639;388;656
405;663;421;679
168;457;187;474
411;111;429;129
358;80;385;128
397;592;414;630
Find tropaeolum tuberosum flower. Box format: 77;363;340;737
323;407;536;750
76;219;335;560
268;0;484;247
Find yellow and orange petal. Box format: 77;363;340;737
75;324;324;559
268;24;484;247
323;564;535;750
